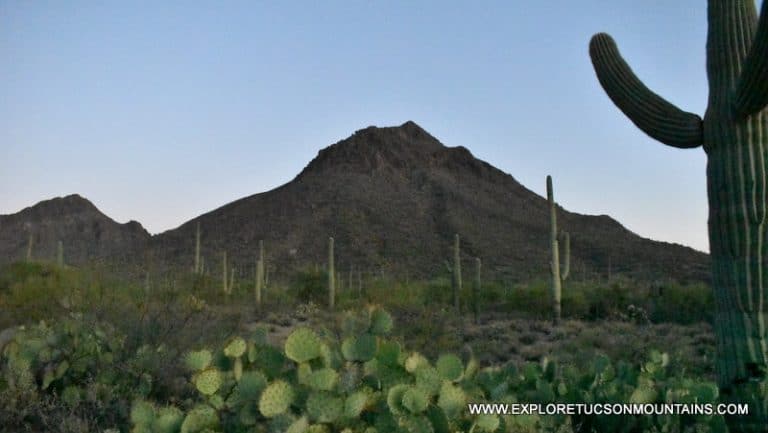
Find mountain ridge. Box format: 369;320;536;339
0;121;710;283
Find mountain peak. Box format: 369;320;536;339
0;194;150;265
298;121;450;177
353;120;429;138
13;193;99;218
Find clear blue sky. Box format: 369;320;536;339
4;1;758;253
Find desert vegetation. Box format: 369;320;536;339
0;260;720;432
2;1;768;432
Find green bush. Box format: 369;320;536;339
0;314;158;432
290;267;328;305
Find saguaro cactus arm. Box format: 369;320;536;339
589;33;703;149
734;0;768;117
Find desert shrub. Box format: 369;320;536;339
289;266;328;305
499;277;714;325
0;314;155;432
649;281;713;324
0;262;84;326
505;279;552;319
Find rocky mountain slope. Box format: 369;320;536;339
0;121;710;283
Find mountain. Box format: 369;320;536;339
151;121;709;283
0;122;710;283
0;194;150;265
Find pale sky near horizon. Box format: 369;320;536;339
3;1;762;254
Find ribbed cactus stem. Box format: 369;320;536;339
589;34;703;148
473;257;481;324
328;237;335;309
589;2;768;429
452;234;462;311
222;251;228;294
357;269;362;299
194;222;201;275
26;232;33;262
56;240;64;267
561;231;570;281
734;0;768;117
229;267;235;295
255;240;264;308
548;176;562;324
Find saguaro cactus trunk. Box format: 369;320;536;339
26;232;33;262
589;1;768;429
255;240;264;309
452;234;462;311
473;257;481;324
328;237;335;309
228;267;235;296
57;240;64;267
222;251;228;294
194;222;201;275
547;176;570;324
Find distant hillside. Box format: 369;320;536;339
0;121;710;284
0;194;150;265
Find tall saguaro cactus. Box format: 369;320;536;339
26;232;33;262
589;2;768;430
452;233;462;310
56;240;64;267
194;222;201;275
255;240;265;309
222;251;229;295
547;176;570;324
228;267;235;296
328;237;335;309
473;257;481;324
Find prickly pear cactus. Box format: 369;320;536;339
125;306;726;433
588;1;768;430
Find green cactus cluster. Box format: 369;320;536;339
121;306;725;433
